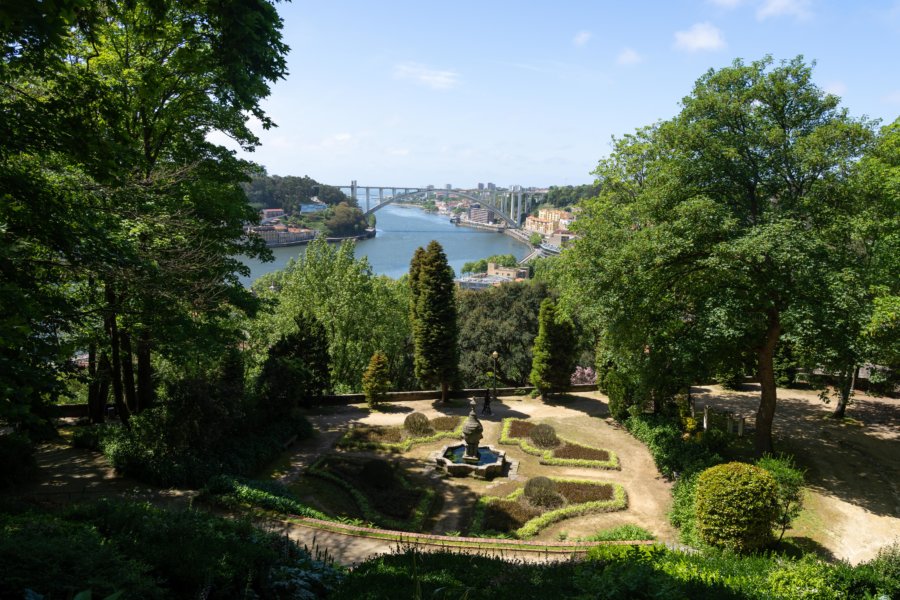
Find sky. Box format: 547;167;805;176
222;0;900;188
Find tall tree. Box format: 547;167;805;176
410;241;459;402
530;298;576;400
251;238;412;392
557;56;874;453
457;281;551;387
1;0;288;433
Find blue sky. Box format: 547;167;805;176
230;0;900;188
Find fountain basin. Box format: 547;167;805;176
433;443;509;479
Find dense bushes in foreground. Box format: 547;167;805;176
0;499;343;599
335;545;900;600
102;410;313;488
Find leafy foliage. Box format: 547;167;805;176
555;56;879;453
410;241;459;400
695;462;779;552
362;351;391;408
756;454;805;541
251;238;412;392
460;253;518;275
256;312;330;414
529;423;560;449
530;298;576;398
457;281;551;388
524;476;560;508
584;524;655;542
1;499;344;600
242;172;351;211
403;412;431;436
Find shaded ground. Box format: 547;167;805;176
6;386;897;566
693;384;900;564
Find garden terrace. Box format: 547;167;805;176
500;418;620;469
337;416;465;452
306;455;435;531
471;477;627;538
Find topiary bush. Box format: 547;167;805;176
403;412;432;436
695;462;778;552
529;423;559;449
524;476;561;508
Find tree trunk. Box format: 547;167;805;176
105;284;131;428
120;330;138;414
441;380;449;403
754;311;781;456
86;342;105;424
831;365;858;419
136;329;154;411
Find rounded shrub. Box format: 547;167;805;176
403;412;432;437
524;476;561;508
529;423;559;449
695;462;778;552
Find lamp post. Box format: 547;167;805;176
491;350;499;401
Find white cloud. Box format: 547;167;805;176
674;22;726;52
393;62;460;90
616;47;642;66
387;148;410;156
824;81;847;96
573;30;592;47
757;0;813;20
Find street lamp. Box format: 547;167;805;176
491;351;499;401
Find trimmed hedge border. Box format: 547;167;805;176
471;478;628;538
307;458;435;532
499;418;620;470
336;417;465;453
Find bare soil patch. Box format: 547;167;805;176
692;384;900;563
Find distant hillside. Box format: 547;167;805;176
243;173;353;214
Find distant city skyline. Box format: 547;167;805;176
212;0;900;187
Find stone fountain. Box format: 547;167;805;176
432;399;513;479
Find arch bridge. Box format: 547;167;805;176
328;181;546;229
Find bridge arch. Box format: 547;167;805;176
363;189;521;228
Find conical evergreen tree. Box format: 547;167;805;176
362;351;391;409
530;298;576;400
409;241;459;402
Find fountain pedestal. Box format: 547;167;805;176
461;400;484;464
430;399;515;479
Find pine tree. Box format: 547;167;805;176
362;351;391;409
530;298;576;400
409;241;459;402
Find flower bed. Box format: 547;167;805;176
307;455;435;532
470;478;627;538
337;416;465;452
500;418;620;469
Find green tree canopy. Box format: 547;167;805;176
530;298;576;399
457;282;551;387
555;56;876;453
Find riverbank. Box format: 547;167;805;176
240;204;532;284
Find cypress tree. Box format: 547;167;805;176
409;241;459;402
530;298;576;400
362;351;391;409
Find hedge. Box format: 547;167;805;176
499;418;620;469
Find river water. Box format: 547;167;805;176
240;203;530;284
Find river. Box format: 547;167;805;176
240;204;531;284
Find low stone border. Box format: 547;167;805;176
281;515;653;554
337;417;465;452
471;478;628;539
499;418;620;469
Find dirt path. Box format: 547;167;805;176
694;384;900;564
